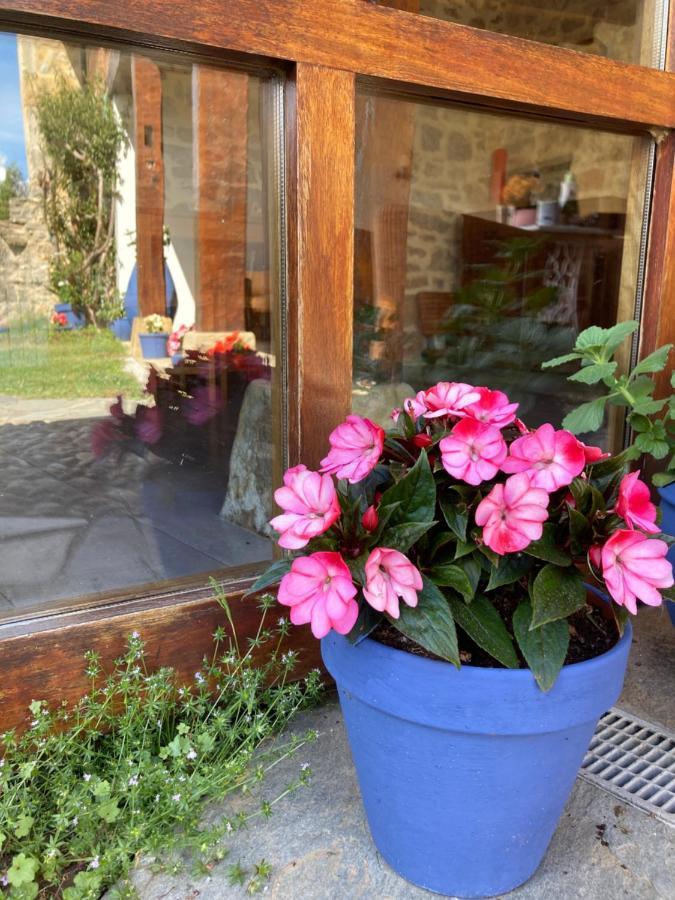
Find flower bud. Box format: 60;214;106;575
362;504;379;532
589;544;603;569
412;433;433;448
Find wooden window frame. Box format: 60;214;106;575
0;0;673;729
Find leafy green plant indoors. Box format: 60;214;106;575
35;76;127;327
542;321;675;485
0;586;322;899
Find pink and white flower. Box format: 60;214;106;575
278;552;358;638
501;423;585;492
363;547;422;619
320;415;384;484
400;390;429;421
422;381;481;419
475;472;550;555
439;418;507;486
600;529;672;614
269;464;340;550
577;439;610;463
464;387;519;428
615;471;660;534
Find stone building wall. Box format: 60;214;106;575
0;196;54;325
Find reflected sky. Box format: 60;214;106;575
0;33;27;178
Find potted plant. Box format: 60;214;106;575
248;355;674;897
543;319;675;624
139;314;169;359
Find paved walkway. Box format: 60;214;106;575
116;700;674;900
114;606;675;899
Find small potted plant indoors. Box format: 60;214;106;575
248;328;674;898
139;313;170;359
543;319;675;624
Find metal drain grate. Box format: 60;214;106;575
579;708;675;826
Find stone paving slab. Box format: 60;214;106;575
115;699;675;900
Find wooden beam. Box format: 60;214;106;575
2;0;674;130
288;63;355;469
194;66;248;331
131;55;166;316
0;580;322;733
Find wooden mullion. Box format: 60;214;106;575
1;0;674;130
288;63;355;469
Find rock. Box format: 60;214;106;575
220;379;273;536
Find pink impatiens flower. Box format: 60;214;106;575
577;439;610;463
363;547;423;619
600;529;673;614
422;381;481;419
464;387;519;428
475;472;550;555
501;423;585;492
439;418;507;486
278;551;358;638
615;471;660;534
320;415;384;484
269;464;340;550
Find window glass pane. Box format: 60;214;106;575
353;89;650;442
0;33;283;620
372;0;667;68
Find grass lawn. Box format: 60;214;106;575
0;326;142;399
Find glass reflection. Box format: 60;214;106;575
0;34;281;618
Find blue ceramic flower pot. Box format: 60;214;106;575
139;332;169;359
321;623;632;898
658;484;675;626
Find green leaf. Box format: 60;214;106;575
635;432;670;459
454;539;475;559
569;362;617;384
523;525;571;566
97;798;121;823
379;450;436;524
513;600;569;692
541;352;582;369
346;603;382;645
345;553;368;585
574;325;609;352
601;320;639;354
387;575;459;666
568;507;592;550
561;397;607;435
632;397;667;416
244;558;293;597
381;520;436;553
448;595;519;669
456;553;482;599
587;447;631;494
428;563;475;603
652;471;675;488
439;495;468;541
486;553;532;590
13;815;33;838
530;564;587;628
632;344;672;376
7;854;39;887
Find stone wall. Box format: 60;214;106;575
0;196;54;326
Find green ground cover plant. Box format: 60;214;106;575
0;327;139;400
0;587;322;899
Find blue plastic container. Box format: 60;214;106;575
54;302;84;329
109;318;132;341
322;622;632;898
139;332;169;359
658;484;675;626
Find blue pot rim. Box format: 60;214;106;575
321;617;632;735
139;332;170;338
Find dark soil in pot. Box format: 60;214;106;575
372;595;618;668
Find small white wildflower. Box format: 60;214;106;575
1;874;8;886
83;773;92;782
172;793;181;802
128;775;139;786
131;631;140;639
0;759;4;767
194;671;205;685
88;856;100;870
178;688;186;697
30;720;39;728
154;794;160;802
178;775;186;782
278;616;286;626
72;816;79;826
301;763;310;771
186;749;197;760
225;822;233;833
